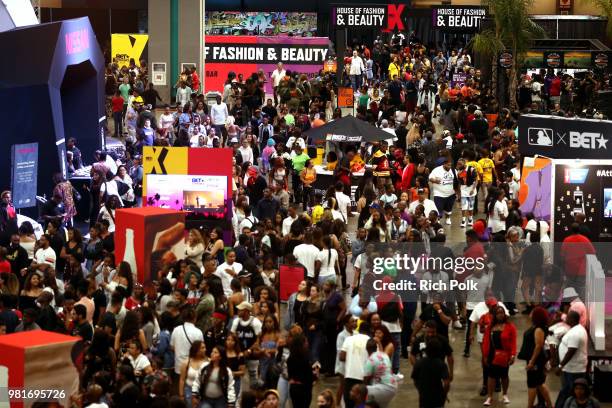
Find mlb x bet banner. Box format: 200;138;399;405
204;36;328;93
518;114;612;159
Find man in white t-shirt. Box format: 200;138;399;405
32;234;56;271
555;311;588;408
214;249;243;297
271;62;286;106
380;119;398;146
282;204;299;236
170;308;204;375
340;324;371;408
335;182;352;221
408;188;438;217
210;94;229;137
429;158;457;225
293;231;320;279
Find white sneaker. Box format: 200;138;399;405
446;217;452;225
502;395;510;404
468;218;474;225
460;220;466;228
453;320;463;329
483;398;492;406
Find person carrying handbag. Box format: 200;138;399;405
482;305;517;406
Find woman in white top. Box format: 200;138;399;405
18;222;37;260
185;229;205;268
125;340;153;378
238;139;254;165
179;340;208;407
315;235;339;285
159;105;176;141
113;165;135;205
98;195;120;232
487;188;508;234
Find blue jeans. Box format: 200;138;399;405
307;329;322;364
391;332;401;374
278;377;289;408
184;386;193;408
199;396;227;408
113;111;123;137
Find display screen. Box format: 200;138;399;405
145;174;228;219
604;189;612;218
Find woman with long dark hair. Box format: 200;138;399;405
191;345;236;408
83;328;117;386
87;168;106;228
519;306;553;408
482;305;517;406
300;284;324;365
179;340;208;408
320;280;345;376
287;333;315;408
114;310;148;354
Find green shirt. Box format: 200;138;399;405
284;113;295;126
118;83;131;104
292;153;310;172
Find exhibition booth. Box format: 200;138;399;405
0;17;105;214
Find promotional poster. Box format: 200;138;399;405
519;156;552;221
205;11;317;36
553;162;612;242
11;143;38;209
204;36;329;93
111;34;149;68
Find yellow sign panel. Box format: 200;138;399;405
111;33;149;68
142;147;188;196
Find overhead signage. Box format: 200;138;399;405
111;34;149;68
519;114;612;159
432;6;486;32
331;4;406;31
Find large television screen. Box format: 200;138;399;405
145;174;228;219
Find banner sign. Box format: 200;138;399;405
111;33;149;68
205;11;317;37
513;50;611;70
331;4;406;31
432;6;486;32
11;143;38;209
337;87;354;108
451;72;467;87
518;114;612;159
204;36;329;93
326;134;363;142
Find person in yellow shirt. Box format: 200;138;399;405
311;192;325;224
388;56;401;80
350;152;366;172
326;151;338;171
476;148;495;214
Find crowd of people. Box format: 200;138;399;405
0;31;608;408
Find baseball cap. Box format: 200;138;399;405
417;188;425;194
230;137;239;144
456;133;465;140
236;301;253;311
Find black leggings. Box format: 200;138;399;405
289;383;312;408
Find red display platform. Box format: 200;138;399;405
0;331;80;407
114;207;186;285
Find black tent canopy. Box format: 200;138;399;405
304;115;392;143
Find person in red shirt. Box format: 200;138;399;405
482;305;517;406
400;154;415;192
560;223;596;300
0;247;10;273
549;73;562;106
111;90;124;138
190;66;200;92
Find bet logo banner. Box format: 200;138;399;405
111;33;149;68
